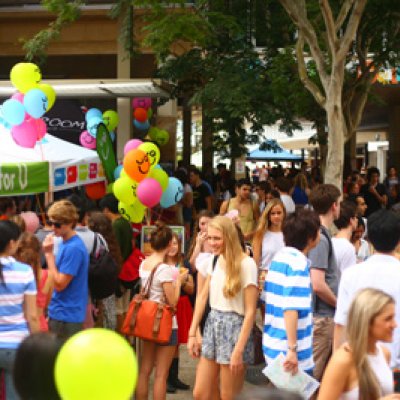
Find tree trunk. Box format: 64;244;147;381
202;109;213;170
182;96;192;171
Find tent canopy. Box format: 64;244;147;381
247;139;303;162
0;125;104;196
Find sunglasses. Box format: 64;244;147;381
47;220;64;228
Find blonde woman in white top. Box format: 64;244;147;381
188;216;258;400
319;288;399;400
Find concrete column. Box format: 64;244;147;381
388;105;400;173
116;15;131;162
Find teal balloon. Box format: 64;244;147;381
23;89;48;118
133;119;150;131
113;165;123;180
160;177;184;208
2;99;25;126
85;108;102;123
87;116;103;137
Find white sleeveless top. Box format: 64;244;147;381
340;345;393;400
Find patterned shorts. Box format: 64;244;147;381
202;309;254;365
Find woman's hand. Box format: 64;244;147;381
187;336;201;359
180;268;189;286
283;350;298;375
230;348;244;375
197;231;208;246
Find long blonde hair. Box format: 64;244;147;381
253;198;285;244
208;216;243;298
347;288;395;400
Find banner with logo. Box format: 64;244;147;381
96;123;117;183
0;162;49;195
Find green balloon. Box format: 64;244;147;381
138;142;160;168
147;108;153;120
118;200;146;223
113;176;138;204
149;128;169;146
55;328;138;400
147;127;159;141
148;168;169;191
106;182;114;193
102;110;119;131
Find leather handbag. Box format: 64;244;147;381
121;263;174;344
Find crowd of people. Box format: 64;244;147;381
1;162;400;399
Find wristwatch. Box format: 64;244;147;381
288;343;298;352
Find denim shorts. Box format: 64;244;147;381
202;309;253;364
159;329;178;347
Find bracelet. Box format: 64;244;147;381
188;334;196;338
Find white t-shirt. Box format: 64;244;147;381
332;237;356;274
260;231;285;271
356;239;370;263
195;252;213;277
139;262;177;328
335;254;400;368
207;255;257;316
280;194;295;214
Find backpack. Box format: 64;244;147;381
88;233;119;299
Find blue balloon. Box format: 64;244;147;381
23;89;48;118
2;99;25;126
85;108;102;123
109;131;115;141
114;164;123;180
160;177;184;208
133;119;150;131
87;116;103;137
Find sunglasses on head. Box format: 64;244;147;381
47;220;64;228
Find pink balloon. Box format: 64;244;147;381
137;178;163;208
132;97;152;110
11;92;24;103
20;211;40;233
124;139;142;155
11;118;40;148
80;130;96;149
36;118;47;140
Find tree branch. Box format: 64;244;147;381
337;0;368;63
296;33;326;107
319;0;337;54
335;0;355;32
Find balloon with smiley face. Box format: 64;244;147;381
87;116;104;138
103;110;119;132
123;149;150;183
160;177;184;209
80;130;97;149
24;88;48;119
10;63;42;94
138;142;160;169
113;176;138;204
148;127;169;147
118;200;146;223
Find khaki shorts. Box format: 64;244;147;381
312;316;334;381
115;286;131;315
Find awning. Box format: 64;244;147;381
247;140;303;162
0;79;170;99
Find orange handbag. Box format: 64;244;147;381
121;263;174;344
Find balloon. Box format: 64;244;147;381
113;164;124;180
80;130;96;149
120;168;128;178
85;108;102;123
24;88;48;118
137;178;163;208
133;119;150;131
11;117;41;148
11;92;24;103
20;211;40;233
147;108;153;119
103;110;119;131
107;182;114;193
154;129;170;146
113;176;138;204
148;168;169;191
55;328;138;400
109;131;115;142
124;139;143;155
123;149;150;183
132;97;152;109
138;142;160;168
118;200;146;223
35;118;47;140
87;116;103;137
160;177;184;208
133;107;148;123
85;181;106;200
2;99;25;126
10;63;41;94
38;83;56;111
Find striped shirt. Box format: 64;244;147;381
262;247;314;372
0;257;37;349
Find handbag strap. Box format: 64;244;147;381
141;262;163;299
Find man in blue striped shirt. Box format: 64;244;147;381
263;209;320;375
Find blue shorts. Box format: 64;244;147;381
159;329;178;347
202;309;253;364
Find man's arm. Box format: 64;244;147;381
205;195;213;212
45;252;73;291
283;310;299;374
219;200;228;215
310;268;337;307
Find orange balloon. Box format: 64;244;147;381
123;149;150;182
133;107;148;123
85;181;106;200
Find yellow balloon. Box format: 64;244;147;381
138;142;160;169
118;200;146;223
113;176;138;204
148;168;169;191
10;63;42;94
38;83;56;110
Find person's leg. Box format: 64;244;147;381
312;317;334;381
0;348;18;400
220;364;246;400
193;357;220;400
135;341;157;400
48;319;82;339
153;345;176;400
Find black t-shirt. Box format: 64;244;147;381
360;183;386;217
192;182;211;212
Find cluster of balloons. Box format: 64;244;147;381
80;108;119;149
55;329;138;400
112;138;184;223
1;63;56;148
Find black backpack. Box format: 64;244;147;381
88;234;119;299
